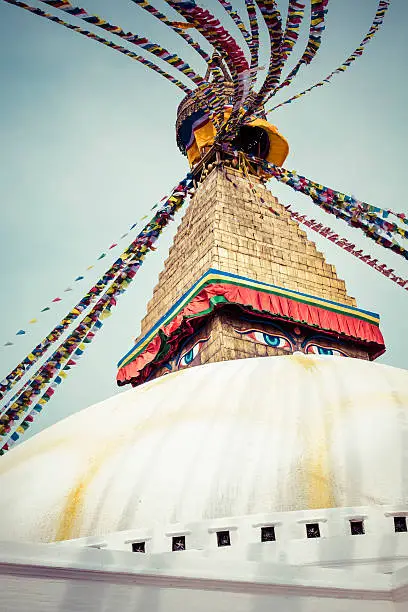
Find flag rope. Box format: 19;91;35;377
0;177;193;403
266;0;391;112
287;206;408;291
245;153;408;260
37;0;205;87
2;0;192;93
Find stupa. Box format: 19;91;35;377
1;3;407;609
1;79;408;611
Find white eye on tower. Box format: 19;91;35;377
306;345;345;356
236;329;292;350
252;332;289;348
178;339;209;368
179;343;200;367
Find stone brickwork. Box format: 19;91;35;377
197;311;370;366
141;165;356;336
148;310;370;383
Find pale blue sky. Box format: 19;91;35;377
0;0;407;440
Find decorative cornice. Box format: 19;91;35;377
117;268;384;385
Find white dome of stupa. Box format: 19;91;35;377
0;354;407;544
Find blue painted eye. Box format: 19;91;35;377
306;345;345;356
244;330;291;349
178;339;209;368
263;334;283;347
318;347;334;355
181;347;195;365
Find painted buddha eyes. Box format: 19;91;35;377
235;326;348;357
250;331;291;349
236;329;292;350
178;338;209;368
305;345;345;356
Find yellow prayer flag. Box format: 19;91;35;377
100;310;112;320
171;21;194;29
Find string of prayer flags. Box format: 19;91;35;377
282;177;408;243
264;0;329;105
245;0;259;47
245;153;408;261
391;211;408;226
280;1;306;64
355;208;408;241
0;181;192;417
246;0;283;116
244;0;260;93
0;176;192;401
369;207;408;227
6;0;391;144
3;0;191;93
129;0;211;62
217;0;252;42
0;286;119;429
167;0;249;79
2;188;186;349
204;0;259;142
2;214;146;348
0;313;104;422
38;0;205;87
288;206;408;292
267;0;391;112
208;62;228;131
0;178;193;449
0;318;106;453
0;258;137;436
213;0;259;140
167;0;250;138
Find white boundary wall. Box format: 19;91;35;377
2;505;408;611
57;505;408;574
2;540;408;612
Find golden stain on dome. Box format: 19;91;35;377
0;356;407;543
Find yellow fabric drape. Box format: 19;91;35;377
186;111;289;168
247;118;289;167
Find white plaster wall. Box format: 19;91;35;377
57;505;408;574
392;565;408;611
0;541;400;612
0;574;395;612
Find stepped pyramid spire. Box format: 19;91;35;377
142;165;357;330
117;87;384;387
117;159;384;387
